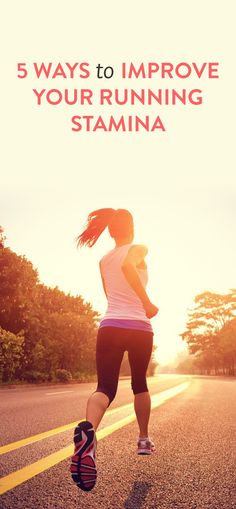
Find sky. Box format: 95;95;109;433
1;1;235;365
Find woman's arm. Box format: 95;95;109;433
121;245;158;319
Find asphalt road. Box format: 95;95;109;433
0;375;235;509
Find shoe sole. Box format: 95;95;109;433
70;422;97;492
137;449;153;455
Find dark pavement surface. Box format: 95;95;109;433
0;375;185;445
1;376;236;509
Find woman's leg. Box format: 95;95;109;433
86;327;125;430
134;392;151;438
86;392;109;431
128;331;153;438
71;329;126;492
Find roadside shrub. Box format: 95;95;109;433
55;368;72;382
0;327;24;382
73;371;97;382
23;370;47;383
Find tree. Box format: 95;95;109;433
0;230;99;381
180;290;236;375
181;290;236;354
0;246;39;335
35;311;97;374
217;318;236;375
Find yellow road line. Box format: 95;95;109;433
0;378;187;456
0;421;80;456
0;402;135;456
0;382;189;495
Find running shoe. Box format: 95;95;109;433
70;420;97;491
137;437;156;455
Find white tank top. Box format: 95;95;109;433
100;243;151;323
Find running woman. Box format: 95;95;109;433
70;208;159;491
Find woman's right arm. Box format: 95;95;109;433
121;245;159;319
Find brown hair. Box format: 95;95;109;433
77;208;133;247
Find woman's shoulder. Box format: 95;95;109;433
128;244;148;255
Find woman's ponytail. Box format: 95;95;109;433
77;208;115;247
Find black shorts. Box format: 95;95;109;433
94;326;154;406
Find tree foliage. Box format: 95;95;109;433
180;290;236;375
0;227;99;382
0;327;24;382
